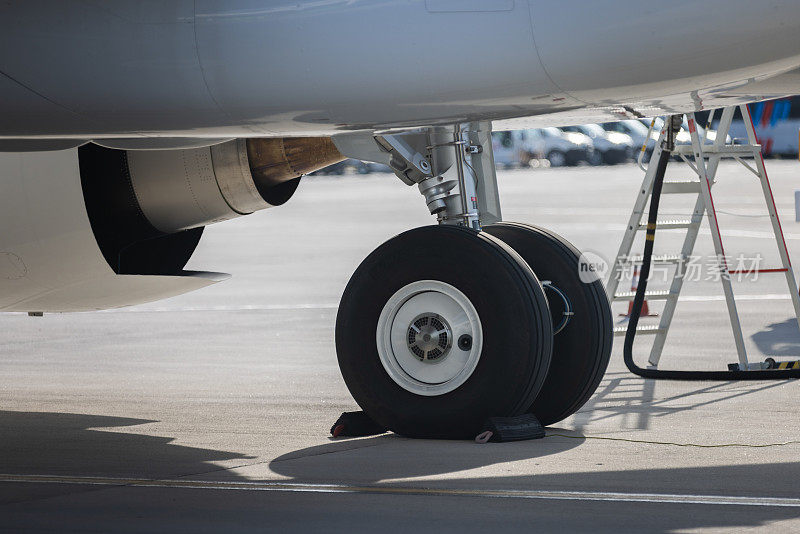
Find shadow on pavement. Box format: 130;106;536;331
0;411;254;479
269;431;584;482
270;431;800;531
1;411;799;532
423;462;800;532
752;318;800;357
570;371;789;431
268;433;800;532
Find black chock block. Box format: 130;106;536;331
330;411;388;438
477;413;545;443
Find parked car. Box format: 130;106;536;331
602;120;659;161
526;127;594;167
561;123;633;164
492;131;530;168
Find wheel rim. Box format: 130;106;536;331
376;280;483;396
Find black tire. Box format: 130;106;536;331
547;150;566;168
483;223;612;426
336;225;553;439
587;150;603;166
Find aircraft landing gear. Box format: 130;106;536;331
332;123;612;438
336;225;552;439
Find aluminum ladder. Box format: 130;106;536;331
606;104;800;371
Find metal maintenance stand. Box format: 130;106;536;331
607;105;800;371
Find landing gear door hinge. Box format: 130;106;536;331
330;130;433;186
376;133;433;185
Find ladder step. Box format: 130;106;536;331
613;290;674;301
638;219;698;230
672;144;758;157
661;181;701;194
613;325;663;336
623;254;684;264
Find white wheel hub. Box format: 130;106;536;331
376;280;483;396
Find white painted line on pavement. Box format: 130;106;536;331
679;294;791;302
2;473;800;507
101;303;341;313
1;295;796;315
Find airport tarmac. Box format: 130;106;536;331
3;160;800;532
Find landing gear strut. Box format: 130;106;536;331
332;122;612;438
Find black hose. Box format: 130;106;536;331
623;125;800;380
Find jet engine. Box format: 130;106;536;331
79;137;343;275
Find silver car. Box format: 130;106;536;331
525;127;595;167
561;124;634;165
603;120;659;161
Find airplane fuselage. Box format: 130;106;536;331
2;0;800;143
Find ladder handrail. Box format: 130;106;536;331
637;117;659;172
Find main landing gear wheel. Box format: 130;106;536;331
483;223;613;426
336;225;553;439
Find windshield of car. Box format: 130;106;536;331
621;120;649;136
580;124;606;137
649;117;664;130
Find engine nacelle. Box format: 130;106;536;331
80;137;342;275
0;138;342;312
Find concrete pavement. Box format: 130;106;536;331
3;161;800;532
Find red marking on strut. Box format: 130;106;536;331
728;268;788;274
688;119;696;133
746;108;792;268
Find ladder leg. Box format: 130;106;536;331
606;126;667;299
740;104;800;332
688;112;749;370
648;195;705;366
650;109;731;367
